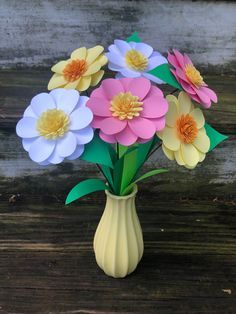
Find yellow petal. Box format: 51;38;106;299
48;74;67;90
156;131;163;140
181;143;199;167
51;60;68;74
174;149;185;165
71;47;87;60
77;76;91;91
193;132;210;153
190;108;205;129
162;144;174;160
162;126;180;151
90;70;104;87
166;94;178;105
198;151;206;162
178;91;192;115
95;54;108;66
64;79;80;90
83;62;101;76
86;46;104;64
165;97;178;127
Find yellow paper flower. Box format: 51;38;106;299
48;46;108;92
157;92;210;169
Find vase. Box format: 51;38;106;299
93;185;143;278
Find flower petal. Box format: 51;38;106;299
114;40;131;55
96;55;108;67
106;52;125;67
51;60;68;74
56;132;77;157
167;52;180;69
201;86;217;103
162;126;180;151
135;43;153;58
76;96;89;108
16;117;38;138
77;76;91;91
86;46;104;64
100;117;127;135
151;117;166;131
29;137;55;163
147;55;167;71
101;78;124;100
74;126;94;144
71;47;87;60
22;137;38;151
86;97;111;117
181;143;200;167
128;117;155;139
142;96;168;118
162;144;175;160
178;91;192;115
108;62;123;71
193;132;210;153
165;96;178;127
99;131;116;143
48;74;67;90
116;126;138;146
66;145;85;160
64;79;80;89
142;72;165;84
83;62;101;76
195;88;211;108
47;150;64;164
70;107;93;130
173;49;185;68
174;149;185;165
50;89;79;114
120;68;141;78
91;116;104;129
23;106;37;118
90;70;104;87
191;108;205;129
128;77;151;100
31;93;56;116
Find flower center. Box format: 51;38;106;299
37;109;70;139
63;59;87;82
125;49;148;71
110;92;143;120
184;64;203;88
176;114;198;144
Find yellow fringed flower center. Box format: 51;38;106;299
37;109;70;139
185;64;203;88
110;92;143;120
176;114;198;144
125;49;148;71
63;59;87;82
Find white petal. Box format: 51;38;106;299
56;132;77;157
54;89;80;114
22;137;38;152
31;93;56;117
23;106;37;118
108;62;123;71
74;126;94;144
16;117;38;138
74;96;89;110
120;68;141;78
134;43;153;57
142;72;164;84
29;137;55;163
47;150;64;164
70;107;93;130
147;55;168;71
106;52;125;67
66;145;85;160
108;44;121;55
114;39;131;55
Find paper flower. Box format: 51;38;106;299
86;77;168;146
168;49;217;108
48;46;108;92
16;89;94;165
157;92;210;169
106;39;168;84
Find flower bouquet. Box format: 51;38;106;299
16;32;227;278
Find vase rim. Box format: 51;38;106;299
105;184;138;200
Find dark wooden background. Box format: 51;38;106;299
0;1;236;313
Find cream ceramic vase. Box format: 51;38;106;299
93;185;143;278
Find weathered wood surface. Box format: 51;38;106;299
0;198;236;313
0;70;235;200
0;0;236;73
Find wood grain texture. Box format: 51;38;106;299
0;0;236;73
0;199;236;313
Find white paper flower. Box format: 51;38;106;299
16;89;94;165
106;39;168;84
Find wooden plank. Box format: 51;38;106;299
0;199;235;313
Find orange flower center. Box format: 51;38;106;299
176;114;198;144
185;64;203;88
110;92;143;120
63;59;87;82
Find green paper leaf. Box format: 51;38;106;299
122;168;168;195
148;63;182;89
126;32;141;43
80;133;114;168
65;179;108;205
205;123;228;152
120;148;138;193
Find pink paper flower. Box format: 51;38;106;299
86;77;168;146
168;49;217;108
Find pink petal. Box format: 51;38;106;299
173;49;185;68
99;130;116;143
136;138;149;144
176;68;190;83
181;80;196;94
150;117;166;131
183;53;193;66
116;126;138;146
201;86;218;103
142;96;168;118
195;88;211;108
146;85;164;98
128;117;156;139
128;77;151;100
91;86;107;99
167;52;180;69
171;69;182;84
119;78;133;91
100;117;127;135
86;97;111;117
101;78;124;100
91;116;104;129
